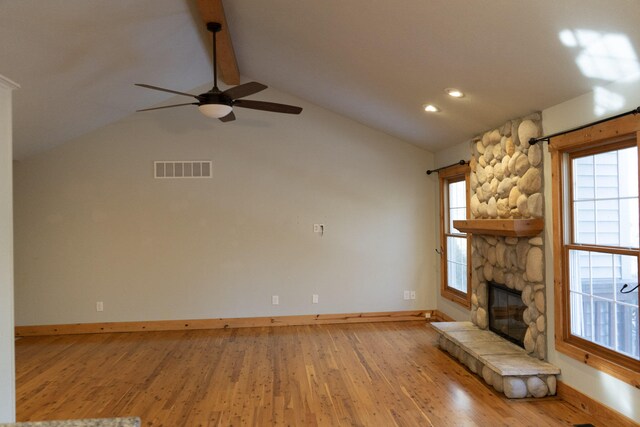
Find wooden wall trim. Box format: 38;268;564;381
432;310;455;322
15;310;433;337
557;381;639;427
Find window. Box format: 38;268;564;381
439;164;471;307
551;116;640;386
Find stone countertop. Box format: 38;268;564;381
0;418;140;427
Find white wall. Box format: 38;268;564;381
13;86;436;326
0;75;18;423
542;76;640;423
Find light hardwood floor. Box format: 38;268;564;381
16;322;606;426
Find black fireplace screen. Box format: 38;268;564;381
488;281;527;348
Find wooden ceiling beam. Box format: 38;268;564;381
196;0;240;85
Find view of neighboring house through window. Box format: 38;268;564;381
568;144;639;360
439;163;471;307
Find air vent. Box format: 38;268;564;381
154;161;212;179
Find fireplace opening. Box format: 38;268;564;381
488;281;527;348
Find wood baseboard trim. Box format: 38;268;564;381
557;380;639;427
15;310;433;337
431;310;455;322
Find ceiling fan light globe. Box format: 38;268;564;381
198;104;233;119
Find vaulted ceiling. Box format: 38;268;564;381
2;0;640;159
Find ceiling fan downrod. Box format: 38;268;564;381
206;22;222;91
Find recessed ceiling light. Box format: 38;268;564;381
423;104;440;112
445;88;465;98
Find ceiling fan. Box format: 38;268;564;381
135;22;302;122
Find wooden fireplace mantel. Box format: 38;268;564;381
452;218;543;237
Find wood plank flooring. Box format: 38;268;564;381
15;322;607;426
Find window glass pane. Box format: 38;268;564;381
616;303;639;359
619;198;640;248
448;180;466;233
569;249;639;361
574;200;595;244
594;151;619;199
572;146;639;249
573;155;594;201
446;235;467;294
617;147;638;198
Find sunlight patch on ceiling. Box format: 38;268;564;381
559;29;640;82
560;29;640;116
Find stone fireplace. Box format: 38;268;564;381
467;113;547;360
432;113;560;399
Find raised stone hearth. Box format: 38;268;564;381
432;322;560;398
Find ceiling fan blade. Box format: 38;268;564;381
222;82;268;100
135;84;199;99
233;100;303;115
136;102;197;112
219;111;236;122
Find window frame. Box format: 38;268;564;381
439;163;471;308
551;116;640;387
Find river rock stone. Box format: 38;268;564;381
493;373;504;393
494;162;505;180
485;165;494;182
483;262;494;281
479;156;487;167
547;376;557;395
523;308;531;325
482;131;491;147
518;168;542;194
508;151;521;175
497;177;514;198
528;192;543;217
477;140;486;154
501;121;512;137
504;377;528;399
535;290;545;313
490;129;501;144
496;242;506;267
470;194;480;217
502;155;511;176
477;307;488;329
522;285;533;304
505;137;515;156
528;143;542;167
516;240;530;270
470;170;478;189
487;246;497;265
524;329;535;353
469;156;477;172
535;334;546;359
511;119;522;145
477;186;487;203
477;166;487;184
478;202;488;218
484;147;494;163
490;177;499;194
519;119;540;147
526;247;544;282
527;376;548;398
482;366;494;385
492;143;503;161
509;186;521;208
515;153;530;177
529;236;543;246
517;194;529;217
537;315;545;332
497;198;510;218
487;197;497;218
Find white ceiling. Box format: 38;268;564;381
3;0;640;159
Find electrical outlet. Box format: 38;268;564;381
272;295;279;305
312;294;319;304
410;291;416;300
403;291;410;300
96;301;104;312
313;224;325;235
425;312;432;319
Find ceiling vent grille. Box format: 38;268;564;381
154;161;212;179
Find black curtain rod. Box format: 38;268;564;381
426;160;468;175
529;106;640;145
